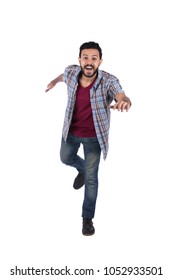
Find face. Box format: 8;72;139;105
78;49;102;78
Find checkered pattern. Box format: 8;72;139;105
62;65;124;159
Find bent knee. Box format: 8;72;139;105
60;152;72;165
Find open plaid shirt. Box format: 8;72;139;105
62;65;124;159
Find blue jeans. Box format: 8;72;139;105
60;134;101;219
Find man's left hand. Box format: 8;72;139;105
110;101;131;112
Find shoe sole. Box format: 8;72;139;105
82;230;95;236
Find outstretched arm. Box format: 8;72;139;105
110;92;132;112
45;74;64;92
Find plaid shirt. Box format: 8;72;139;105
62;65;124;159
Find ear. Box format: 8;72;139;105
99;59;103;66
78;57;81;64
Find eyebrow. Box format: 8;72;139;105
82;54;98;58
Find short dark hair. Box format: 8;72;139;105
79;41;102;59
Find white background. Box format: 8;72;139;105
0;0;173;279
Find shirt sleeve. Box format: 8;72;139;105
63;65;80;84
109;75;125;100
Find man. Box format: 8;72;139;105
45;41;131;236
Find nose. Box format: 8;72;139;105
87;58;94;65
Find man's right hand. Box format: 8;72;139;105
45;81;56;92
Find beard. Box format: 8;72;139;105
81;65;98;78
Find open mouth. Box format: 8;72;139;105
82;65;97;77
85;65;94;70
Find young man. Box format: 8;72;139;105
45;41;131;236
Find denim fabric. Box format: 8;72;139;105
60;133;101;219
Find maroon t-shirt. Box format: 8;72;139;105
69;80;96;137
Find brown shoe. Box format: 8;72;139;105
82;218;95;236
73;173;84;190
